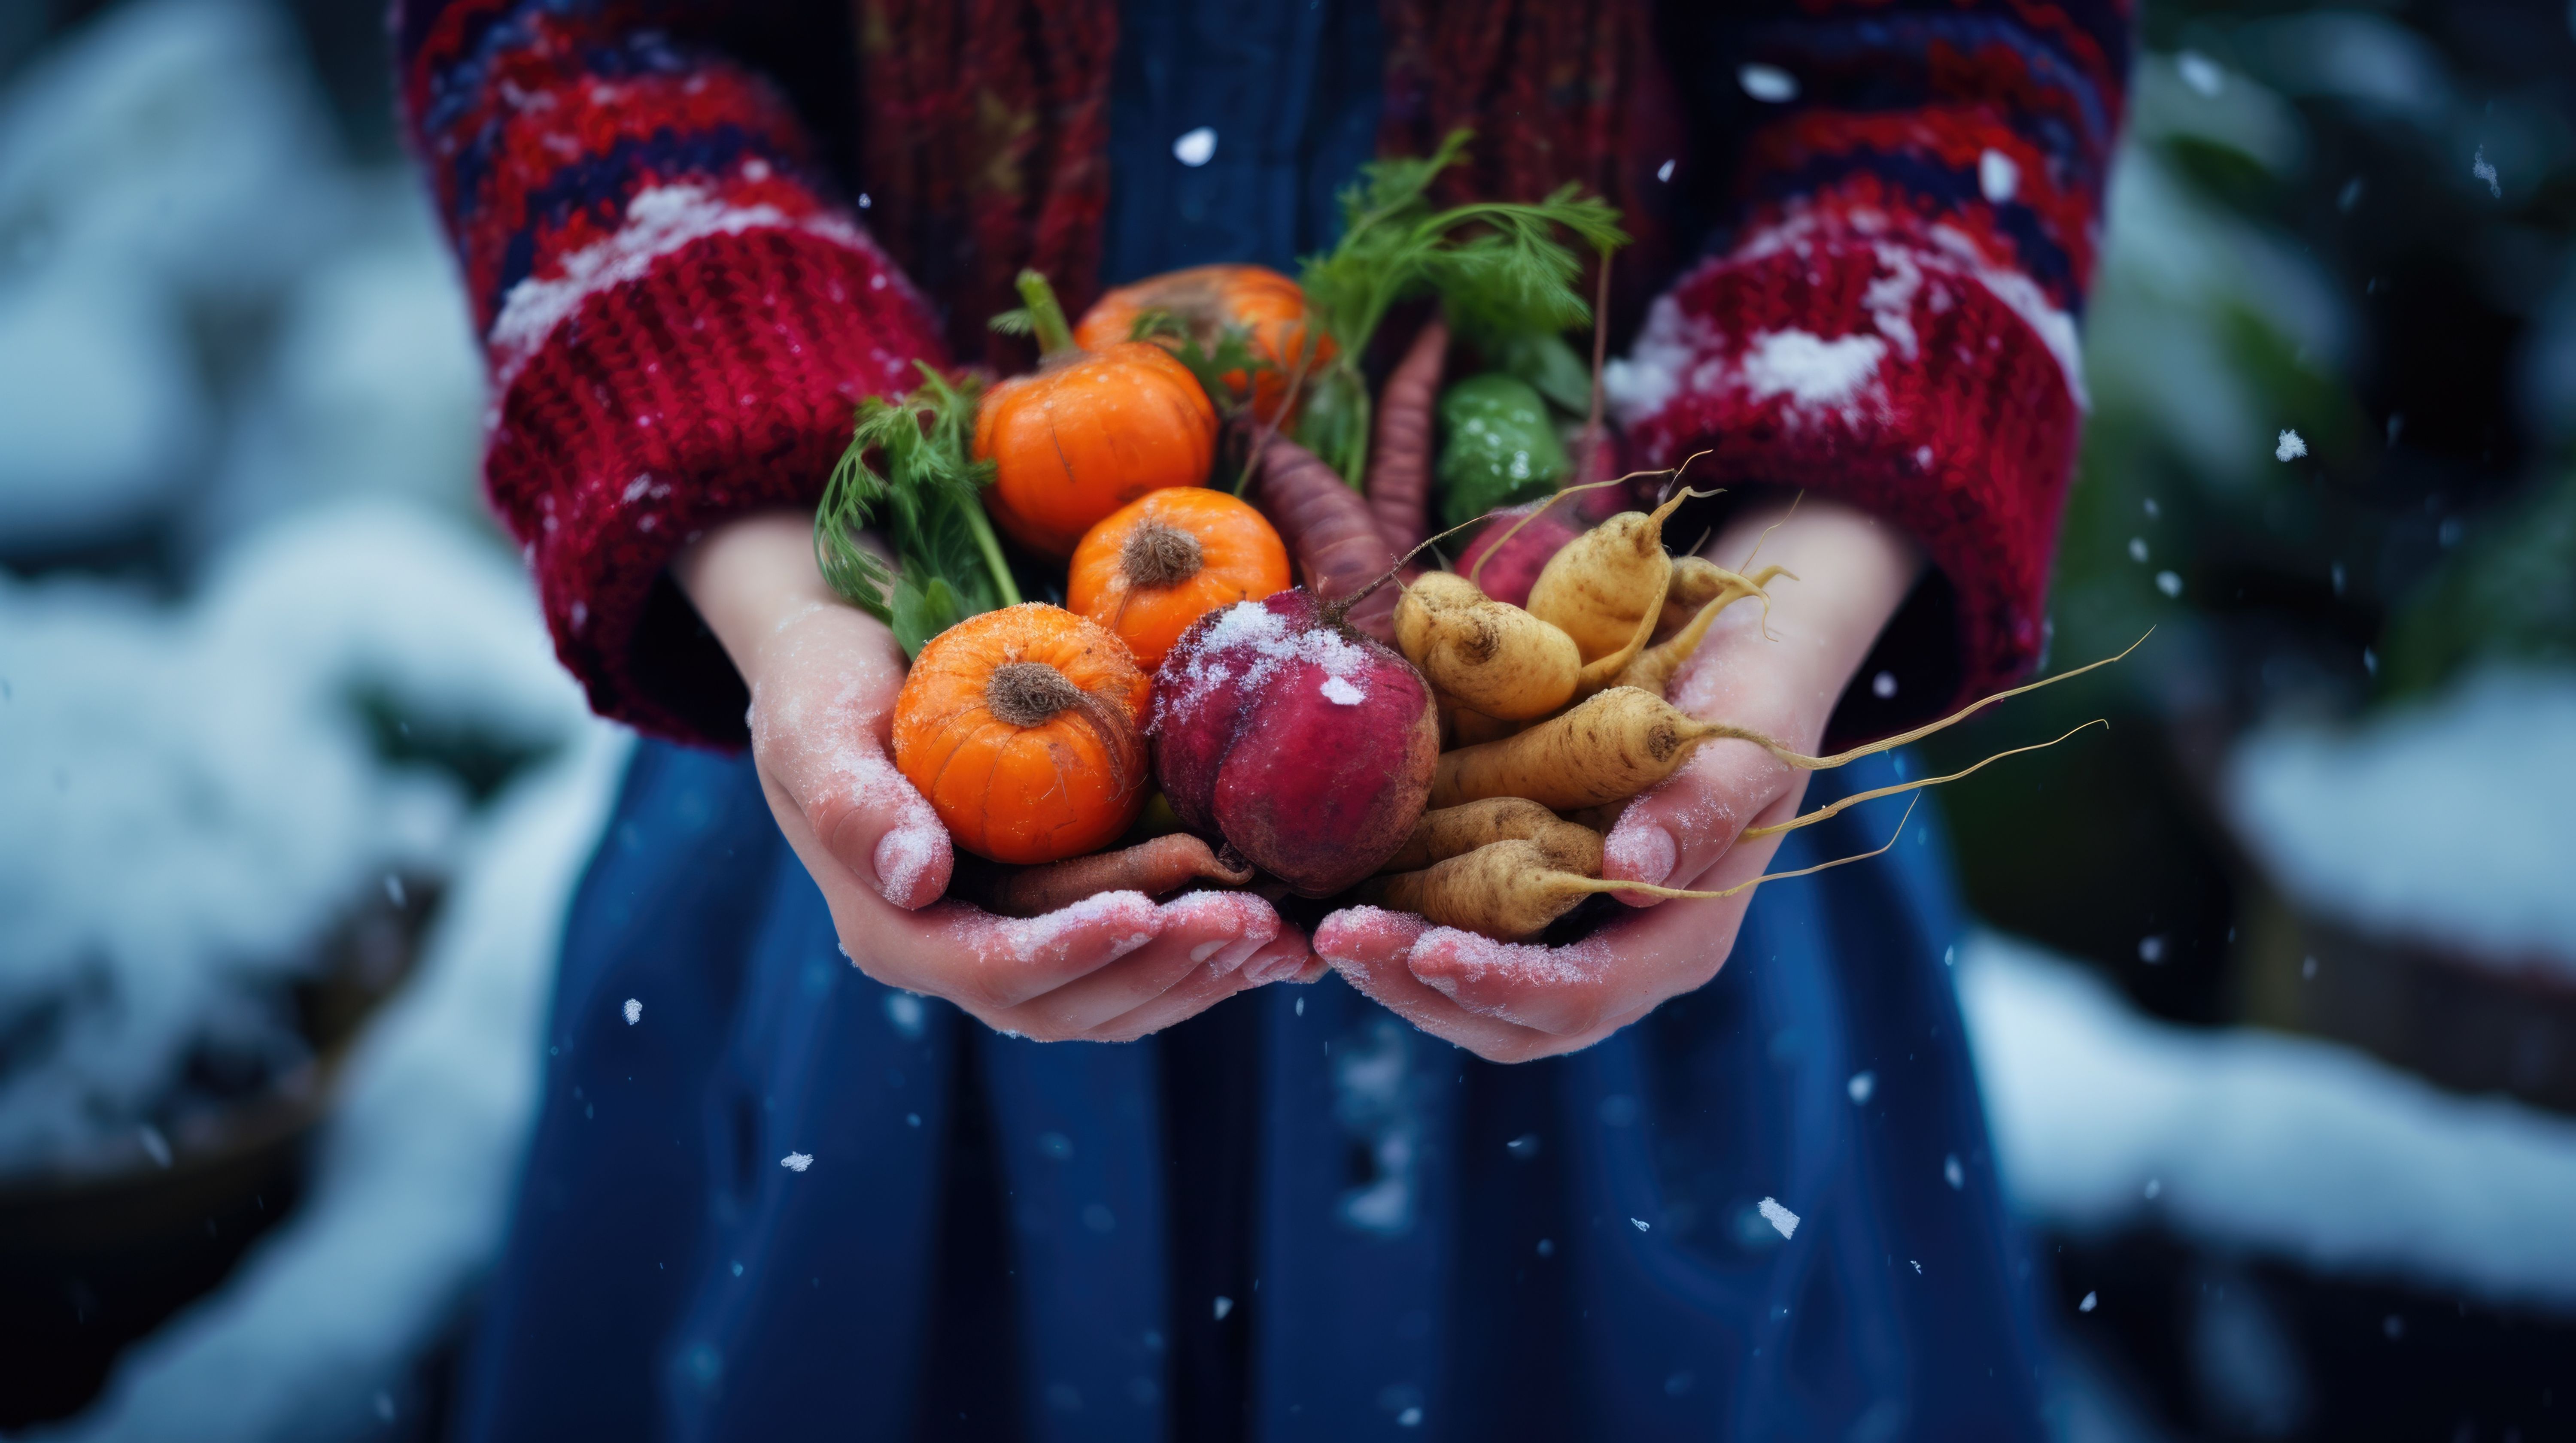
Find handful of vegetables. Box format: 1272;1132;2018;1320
812;133;2119;936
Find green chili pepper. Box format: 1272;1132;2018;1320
1437;373;1571;530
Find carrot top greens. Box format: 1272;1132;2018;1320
1294;130;1627;486
814;363;1021;657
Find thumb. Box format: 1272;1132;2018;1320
811;748;953;910
749;622;954;910
1598;739;1789;905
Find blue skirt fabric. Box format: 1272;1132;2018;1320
456;740;2047;1440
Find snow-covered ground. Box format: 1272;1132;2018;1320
1962;930;2576;1312
2225;667;2576;980
27;718;626;1443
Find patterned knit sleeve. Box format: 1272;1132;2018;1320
1614;1;2132;703
396;1;947;746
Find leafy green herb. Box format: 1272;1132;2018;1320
1293;130;1626;486
1124;309;1274;418
813;363;1022;656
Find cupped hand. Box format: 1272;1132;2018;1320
1318;496;1926;1062
678;511;1306;1042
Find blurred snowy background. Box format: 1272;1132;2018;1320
0;1;2569;1440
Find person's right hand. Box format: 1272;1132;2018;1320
677;510;1308;1042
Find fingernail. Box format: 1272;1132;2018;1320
1605;821;1677;888
1245;947;1313;984
872;823;942;904
1190;938;1229;964
1209;936;1264;977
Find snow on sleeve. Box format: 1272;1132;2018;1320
1960;929;2576;1310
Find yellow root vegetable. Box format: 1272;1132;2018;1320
1394;572;1582;721
1434;634;2150;811
1378;797;1603;875
1525;488;1700;662
1657;559;1792;640
1619;563;1792;697
1368;799;1917;942
1361;838;1595;942
1429;686;1779;810
1740;721;2107;841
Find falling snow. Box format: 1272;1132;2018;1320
1172;127;1217;167
780;1152;812;1173
1848;1071;1877;1104
2275;428;2307;462
1737;64;1797;103
1757;1197;1801;1239
2177;51;2224;97
2472;147;2500;198
622;997;641;1025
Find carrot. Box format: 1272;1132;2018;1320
1253;432;1407;642
1385;800;1925;940
1429;687;1753;810
1527;488;1698;663
1378;797;1602;875
969;833;1256;918
1434;635;2152;811
1361;838;1595;942
1619;564;1792;697
1658;558;1792;639
1367;318;1448;556
1393;571;1581;720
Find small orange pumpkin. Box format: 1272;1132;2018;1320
976;270;1218;558
1069;488;1291;670
891;603;1152;864
1075;264;1333;423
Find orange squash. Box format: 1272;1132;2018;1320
1075;264;1333;424
891;604;1152;864
976;270;1218;558
1068;488;1291;670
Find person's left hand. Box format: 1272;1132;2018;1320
1316;497;1926;1063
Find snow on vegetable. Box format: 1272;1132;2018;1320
1068;486;1290;671
1150;588;1439;897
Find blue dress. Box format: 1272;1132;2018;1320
456;4;2049;1437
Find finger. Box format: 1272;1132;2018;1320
1313;908;1556;1061
751;619;953;909
813;885;1160;1015
1425;819;1786;1033
997;891;1279;1037
1598;739;1799;905
1088;918;1315;1041
1406;926;1623;1035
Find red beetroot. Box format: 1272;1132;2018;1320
1150;588;1439;897
1456;502;1584;609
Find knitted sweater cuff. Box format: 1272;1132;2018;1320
484;223;946;749
1609;220;2086;705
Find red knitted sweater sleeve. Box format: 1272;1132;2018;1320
396;1;946;746
1614;2;2131;704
